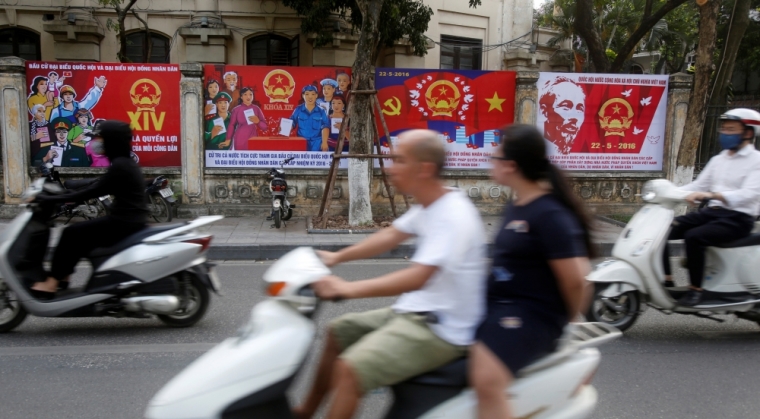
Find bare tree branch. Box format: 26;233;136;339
609;0;689;72
132;10;153;62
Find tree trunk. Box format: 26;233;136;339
117;15;128;62
574;0;609;72
348;0;384;226
674;0;719;186
133;10;153;62
701;0;752;160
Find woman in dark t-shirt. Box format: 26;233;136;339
469;124;595;419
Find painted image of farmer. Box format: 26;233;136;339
205;79;221;117
226;87;267;151
27;76;59;122
336;72;351;95
50;76;107;123
317;78;338;114
33;118;91;167
222;71;240;108
327;94;349;152
290;85;330;152
67;108;94;146
205;92;233;150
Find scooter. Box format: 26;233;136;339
586;179;760;332
266;157;295;229
145;247;620;419
0;178;224;333
40;164;106;222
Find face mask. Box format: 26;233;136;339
719;133;744;150
90;140;105;156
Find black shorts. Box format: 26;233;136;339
475;302;564;374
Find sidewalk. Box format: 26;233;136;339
0;216;625;260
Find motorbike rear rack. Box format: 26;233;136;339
519;322;621;376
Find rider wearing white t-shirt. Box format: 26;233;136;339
294;130;487;419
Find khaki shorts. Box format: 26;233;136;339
330;307;467;392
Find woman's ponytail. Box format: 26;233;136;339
546;164;596;258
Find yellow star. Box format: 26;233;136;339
612;104;621;114
486;92;506;112
275;75;284;84
142;84;150;93
439;86;448;96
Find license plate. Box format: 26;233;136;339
273;200;281;208
159;188;173;198
208;269;222;292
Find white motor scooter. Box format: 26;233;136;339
587;179;760;332
0;178;224;333
146;247;620;419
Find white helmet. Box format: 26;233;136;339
720;108;760;138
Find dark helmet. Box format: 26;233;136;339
92;120;133;160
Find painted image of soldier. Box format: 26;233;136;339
50;76;107;123
226;87;267;150
222;71;240;108
67;108;94;146
317;78;338;114
538;76;586;155
205;92;233;150
290;85;330;152
33;118;91;167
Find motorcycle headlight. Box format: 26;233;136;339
266;283;319;317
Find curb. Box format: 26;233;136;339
206;241;686;261
306;216;380;235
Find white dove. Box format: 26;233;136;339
462;104;469;111
633;127;644;135
464;94;474;103
416;83;423;89
463;86;471;93
427;75;432;81
411;99;419;107
454;77;461;82
461;115;466;120
423;112;429;116
458;111;463;116
410;90;420;99
622;89;632;97
418;107;425;113
640;96;652;106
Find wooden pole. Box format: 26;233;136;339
372;94;409;209
370;99;397;217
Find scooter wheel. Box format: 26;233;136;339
0;287;28;333
273;208;282;228
158;273;210;328
585;283;640;332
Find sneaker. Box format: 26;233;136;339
678;289;703;306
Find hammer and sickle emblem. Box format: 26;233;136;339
382;96;402;116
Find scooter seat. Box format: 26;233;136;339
401;358;468;387
63;178;99;190
715;233;760;248
145;178;156;187
88;223;184;259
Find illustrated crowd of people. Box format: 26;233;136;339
27;72;109;167
203;70;351;152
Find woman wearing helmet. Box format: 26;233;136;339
30;120;149;299
662;108;760;306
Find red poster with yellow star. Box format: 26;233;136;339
537;73;668;171
25;61;181;167
375;68;516;169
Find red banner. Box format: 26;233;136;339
537;73;668;171
203;65;351;169
25;61;181;167
375;68;516;169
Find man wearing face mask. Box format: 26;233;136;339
30;120;149;299
663;108;760;306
